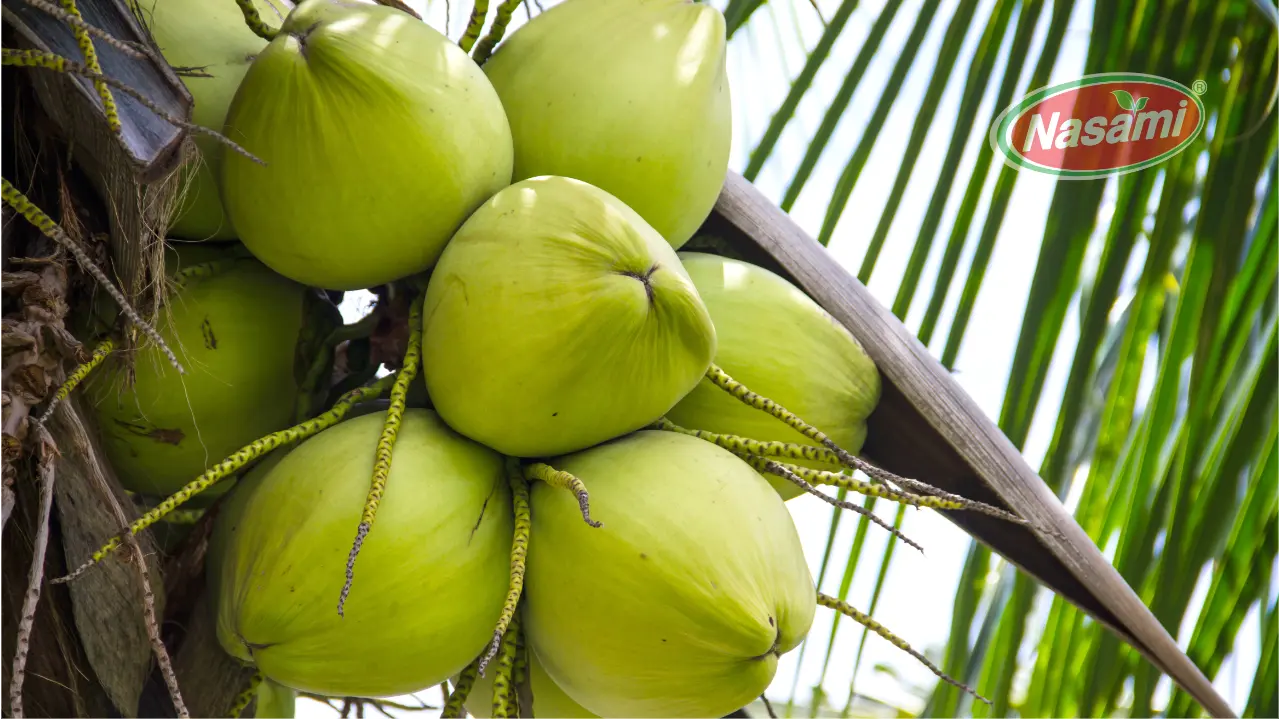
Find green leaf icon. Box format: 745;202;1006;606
1112;89;1135;111
1136;96;1149;110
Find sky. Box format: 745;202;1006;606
295;0;1270;716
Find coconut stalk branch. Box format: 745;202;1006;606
708;170;1234;717
2;0;193;177
769;458;1029;524
734;452;924;554
338;294;424;617
646;421;924;546
443;657;481;719
227;672;263;718
704;362;960;500
56;0;120;133
7;427;58;719
479;460;531;676
651;417;991;513
491;609;522;718
128;537;188;718
458;0;489;51
523;463;602;528
234;0;278;40
513;624;531;718
0;49;263;165
471;0;520;63
651;417;846;467
371;0;422;19
816;592;988;704
37;338;114;424
17;0;148;59
54;373;397;584
0;178;182;373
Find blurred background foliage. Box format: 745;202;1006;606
718;0;1278;716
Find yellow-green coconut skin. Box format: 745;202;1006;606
254;679;296;718
667;252;882;500
464;648;597;719
221;0;514;290
85;248;305;502
133;0;290;240
421;176;716;458
210;410;512;697
525;430;815;718
483;0;730;249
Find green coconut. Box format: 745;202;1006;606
666;252;882;500
463;648;597;719
421;176;716;458
524;430;815;717
85;246;307;502
221;0;513;290
483;0;730;249
211;409;512;697
254;679;296;718
133;0;291;240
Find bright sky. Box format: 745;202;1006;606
295;0;1270;717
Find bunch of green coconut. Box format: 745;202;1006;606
64;0;1013;717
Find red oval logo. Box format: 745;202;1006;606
991;73;1205;178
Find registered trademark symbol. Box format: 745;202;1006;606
1192;79;1208;94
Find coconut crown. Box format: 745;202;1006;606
85;245;308;501
667;251;882;499
421;176;717;458
221;0;514;290
483;0;731;249
524;430;816;717
211;410;512;697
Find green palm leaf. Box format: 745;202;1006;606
727;0;1279;716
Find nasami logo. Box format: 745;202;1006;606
991;73;1206;179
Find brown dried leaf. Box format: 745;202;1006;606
47;395;160;717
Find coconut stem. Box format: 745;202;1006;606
458;0;489;52
52;374;397;584
235;0;278;40
37;338;114;425
338;295;424;617
479;461;531;676
703;365;1028;521
442;657;480;718
227;671;263;718
816;592;990;705
512;624;531;718
523;463;602;528
491;609;522;718
471;0;520;63
1;50;264;166
736;453;924;554
1;178;183;374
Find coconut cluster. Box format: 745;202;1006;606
98;0;886;717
